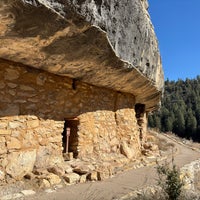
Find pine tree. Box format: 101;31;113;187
173;109;185;137
186;109;197;139
148;76;200;140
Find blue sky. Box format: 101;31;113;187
148;0;200;81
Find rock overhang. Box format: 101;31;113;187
0;0;164;111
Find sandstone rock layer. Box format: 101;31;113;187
0;0;163;111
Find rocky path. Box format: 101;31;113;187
22;133;200;200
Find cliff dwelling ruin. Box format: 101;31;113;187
0;0;164;184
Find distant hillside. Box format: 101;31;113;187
148;75;200;141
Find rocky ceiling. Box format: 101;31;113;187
0;0;164;111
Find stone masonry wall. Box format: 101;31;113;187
0;60;142;182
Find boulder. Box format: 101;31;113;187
34;146;64;169
87;171;98;181
63;163;73;174
46;173;61;185
73;165;91;175
79;174;87;183
120;141;135;159
63;173;80;184
41;179;51;188
6;150;36;180
96;162;114;180
47;166;65;177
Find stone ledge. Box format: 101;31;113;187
0;0;164;111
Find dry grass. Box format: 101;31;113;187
146;130;175;152
166;132;200;150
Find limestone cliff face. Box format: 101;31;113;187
0;0;164;110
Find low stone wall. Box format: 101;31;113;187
181;158;200;191
0;116;64;182
0;60;145;183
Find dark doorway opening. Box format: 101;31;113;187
135;103;146;141
135;103;145;119
62;118;79;158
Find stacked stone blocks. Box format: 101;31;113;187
0;60;143;183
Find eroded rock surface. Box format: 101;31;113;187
6;150;36;181
0;0;163;110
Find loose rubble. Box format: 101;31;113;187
0;135;166;199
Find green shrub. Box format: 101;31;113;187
156;160;184;200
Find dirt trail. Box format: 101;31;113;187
25;134;200;200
